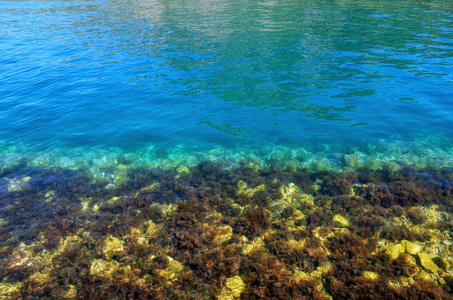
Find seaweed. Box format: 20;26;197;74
1;161;453;299
407;207;428;225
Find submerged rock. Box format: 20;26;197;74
362;271;379;280
386;243;405;261
418;252;440;274
402;240;422;255
158;256;184;283
3;159;453;298
332;214;349;228
218;275;245;300
90;259;121;277
242;237;265;255
212;225;233;245
102;235;124;259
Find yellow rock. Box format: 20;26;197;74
280;183;314;206
90;259;120;277
226;276;245;296
161;203;177;215
90;259;131;277
292;209;305;220
297;193;315;206
398;276;415;286
418;252;440;273
392;217;403;226
106;196;120;205
236;183;265;197
93;204;99;212
242;237;264;255
176;165;189;174
287;239;304;249
30;272;50;284
0;281;22;298
58;235;83;254
281;183;298;201
402;240;422;255
10;244;32;267
130;227;141;235
145;220;159;236
102;235;124;259
136;236;148;247
399;253;417;266
213;225;233;245
141;182;160;192
310;270;322;278
62;284;77;298
317;262;332;274
332;214;349;228
415;271;431;281
386;243;405;260
218;276;245;300
159;257;184;283
122;265;132;275
362;271;379;280
293;270;310;281
319;290;333;300
242;245;254;256
237;180;247;190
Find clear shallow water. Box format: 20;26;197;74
1;0;453;156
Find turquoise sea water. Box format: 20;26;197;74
1;0;452;167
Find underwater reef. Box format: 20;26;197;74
1;159;453;299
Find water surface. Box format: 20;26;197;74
1;0;452;155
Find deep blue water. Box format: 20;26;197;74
1;0;453;156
